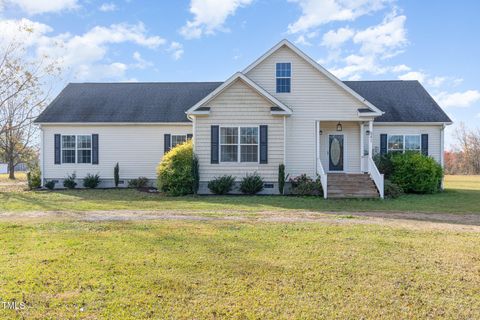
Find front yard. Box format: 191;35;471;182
0;175;479;319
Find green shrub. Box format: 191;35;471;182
278;164;289;195
157;140;195;196
83;173;101;189
63;173;77;189
27;169;41;190
114;163;120;187
390;152;443;194
239;172;264;195
373;153;396;179
192;155;200;195
44;180;56;190
128;177;149;189
208;175;235;195
289;174;323;196
384;179;403;198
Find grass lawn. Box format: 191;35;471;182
1;219;479;319
0;175;479;318
0;175;479;214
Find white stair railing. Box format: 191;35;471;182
317;159;328;199
368;157;384;199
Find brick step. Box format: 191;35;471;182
328;194;379;199
326;173;379;198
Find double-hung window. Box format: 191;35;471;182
61;135;76;164
276;63;291;93
77;135;92;163
61;135;92;164
388;135;421;153
171;135;187;148
220;127;259;162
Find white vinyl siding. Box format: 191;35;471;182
372;125;443;163
194;79;284;182
246;45;367;177
42;124;192;180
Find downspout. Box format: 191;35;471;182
39;124;44;187
440;123;445;190
283;115;286;165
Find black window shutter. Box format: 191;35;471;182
187;133;193;140
421;134;428;156
164;134;171;153
211;125;219;164
380;134;387;155
259;125;268;164
92;134;99;164
54;134;61;164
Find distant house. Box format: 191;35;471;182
35;40;452;198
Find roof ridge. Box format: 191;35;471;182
68;81;223;85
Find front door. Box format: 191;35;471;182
329;134;344;171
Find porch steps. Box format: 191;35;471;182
327;173;379;199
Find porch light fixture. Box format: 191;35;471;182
336;122;343;131
319;130;323;135
366;130;371;136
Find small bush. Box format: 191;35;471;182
27;169;41;190
384;179;403;198
157;140;195;196
208;175;235;195
278;164;289;195
390;152;443;194
289;174;323;196
44;180;56;190
240;172;264;195
114;163;120;187
63;173;77;189
373;153;396;179
83;173;101;189
192;155;200;195
128;177;149;189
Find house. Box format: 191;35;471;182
35;40;452;198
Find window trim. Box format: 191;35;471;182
171;134;188;148
60;134;93;164
219;125;260;164
275;62;292;93
387;134;421;153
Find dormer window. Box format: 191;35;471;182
276;63;291;93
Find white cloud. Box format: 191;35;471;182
132;51;152;69
321;27;354;48
434;90;480;108
0;19;167;81
99;2;117;12
287;0;389;34
167;41;184;60
326;11;407;80
3;0;79;15
180;0;253;39
353;12;407;58
398;71;427;83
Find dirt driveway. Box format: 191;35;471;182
1;209;479;232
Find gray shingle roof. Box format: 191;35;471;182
36;80;452;124
344;80;452;123
35;82;222;123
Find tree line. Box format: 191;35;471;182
445;124;480;175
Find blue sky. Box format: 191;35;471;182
1;0;479;147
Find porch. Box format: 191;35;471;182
315;121;384;199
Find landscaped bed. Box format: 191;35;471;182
0;175;479;214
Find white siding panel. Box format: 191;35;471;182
42;124;192;180
195;79;284;183
246;45;367;176
372;125;442;162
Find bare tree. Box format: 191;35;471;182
447;123;480;175
0;25;61;179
